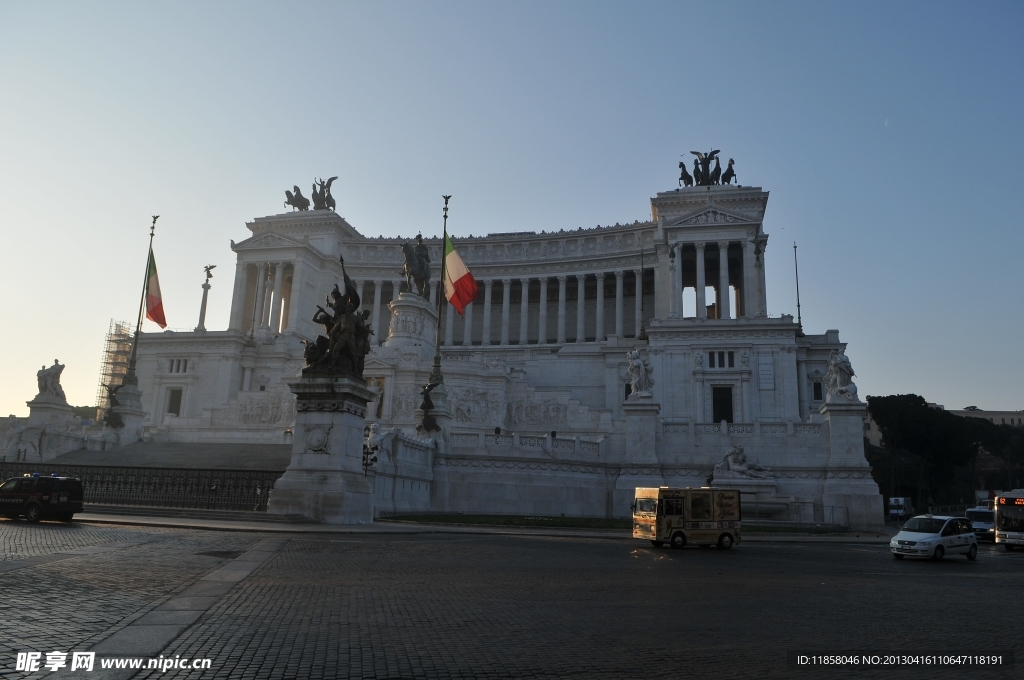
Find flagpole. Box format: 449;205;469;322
426;195;451;389
793;241;803;337
124;215;159;385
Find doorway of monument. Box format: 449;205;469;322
712;386;734;423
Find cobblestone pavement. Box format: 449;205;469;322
141;535;1021;680
2;521;1022;679
0;519;261;680
0;520;179;561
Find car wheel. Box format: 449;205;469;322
650;540;664;548
932;545;944;561
670;532;686;549
967;544;977;561
717;533;734;550
893;554;905;560
23;504;42;523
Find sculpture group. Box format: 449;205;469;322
825;350;858;402
36;360;67;401
678;150;736;187
626;349;654;399
285;176;338;212
302;257;373;379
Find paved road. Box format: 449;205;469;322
1;519;1020;679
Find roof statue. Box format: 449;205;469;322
311;176;338;211
682;150;737;186
284;186;310;211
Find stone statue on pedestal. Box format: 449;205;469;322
712;445;772;480
304;257;373;379
626;349;654;399
825;350;859;402
36;360;67;401
401;234;431;298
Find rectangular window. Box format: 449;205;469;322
664;498;683;515
728;351;735;368
167;388;182;416
718;351;725;368
168;359;188;374
708;352;715;368
813;382;822;401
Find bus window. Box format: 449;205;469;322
690;492;712;520
664;499;683;515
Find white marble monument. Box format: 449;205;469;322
122;176;884;530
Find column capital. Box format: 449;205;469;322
484;279;495;289
501;278;512;286
614;270;624;279
557;275;568;283
595;271;605;280
632;268;641;276
695;242;706;251
373;278;382;285
718;240;731;249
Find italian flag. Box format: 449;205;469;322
145;251;168;328
443;235;477;315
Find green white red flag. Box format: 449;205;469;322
145;251;167;328
443;235;477;315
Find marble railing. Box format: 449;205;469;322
665;421;823;437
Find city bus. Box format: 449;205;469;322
994;490;1024;551
632;487;741;550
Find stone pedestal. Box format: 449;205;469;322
614;397;664;517
110;383;147;446
27;394;73;428
267;375;376;524
820;400;884;530
385;292;438;360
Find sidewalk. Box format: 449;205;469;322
74;511;895;543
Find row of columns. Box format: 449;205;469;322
667;240;764;319
237;261;294;333
437;271;646;346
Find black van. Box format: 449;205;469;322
0;474;84;522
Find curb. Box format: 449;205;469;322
72;513;892;544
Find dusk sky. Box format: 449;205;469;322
1;1;1021;417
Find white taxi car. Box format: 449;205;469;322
890;515;978;561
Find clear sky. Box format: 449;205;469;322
1;1;1021;417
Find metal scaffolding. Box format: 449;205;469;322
94;319;133;421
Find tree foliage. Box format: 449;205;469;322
866;394;1024;504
